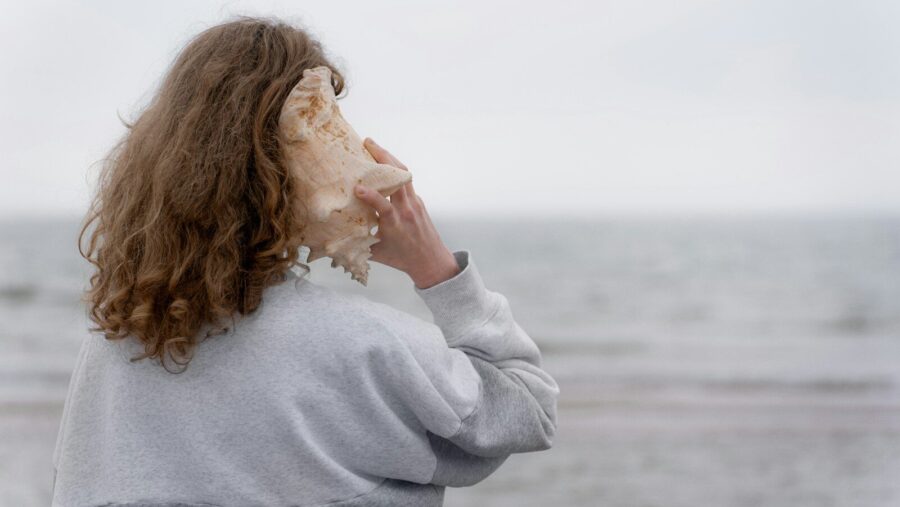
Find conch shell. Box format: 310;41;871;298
278;66;412;285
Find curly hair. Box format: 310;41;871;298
78;16;345;373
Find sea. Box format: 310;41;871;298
1;215;898;506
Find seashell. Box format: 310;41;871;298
278;66;412;285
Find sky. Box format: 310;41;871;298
1;0;898;219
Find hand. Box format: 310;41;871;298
354;138;460;289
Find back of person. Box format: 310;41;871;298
52;16;558;507
53;250;558;506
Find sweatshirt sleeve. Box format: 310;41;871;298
412;250;559;459
355;249;559;486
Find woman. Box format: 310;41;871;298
52;15;558;507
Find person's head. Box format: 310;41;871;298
79;16;344;372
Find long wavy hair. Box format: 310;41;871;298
79;16;345;372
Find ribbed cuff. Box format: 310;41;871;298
414;250;497;344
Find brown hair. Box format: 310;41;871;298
78;16;344;372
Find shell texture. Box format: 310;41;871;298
278;66;411;285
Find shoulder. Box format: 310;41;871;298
254;276;416;352
340;293;466;383
252;274;451;369
342;292;446;348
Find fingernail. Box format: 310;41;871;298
365;137;378;147
355;185;365;195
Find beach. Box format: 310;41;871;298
1;216;899;506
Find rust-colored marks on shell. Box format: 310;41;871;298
278;66;412;285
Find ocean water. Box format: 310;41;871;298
1;215;899;506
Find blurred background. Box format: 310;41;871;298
2;1;899;506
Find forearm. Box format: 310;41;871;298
415;250;559;457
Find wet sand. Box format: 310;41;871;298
5;350;899;507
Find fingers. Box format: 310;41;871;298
354;184;393;218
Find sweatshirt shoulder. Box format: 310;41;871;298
337;293;461;378
254;276;416;356
342;292;443;347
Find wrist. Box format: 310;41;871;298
410;250;460;289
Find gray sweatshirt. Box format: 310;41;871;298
51;250;559;506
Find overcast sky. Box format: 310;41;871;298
2;0;898;218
